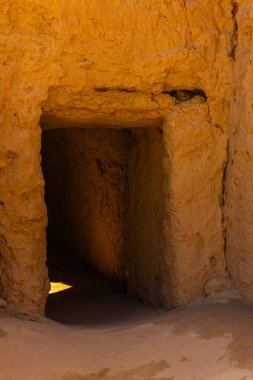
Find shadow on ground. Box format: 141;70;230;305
46;245;161;327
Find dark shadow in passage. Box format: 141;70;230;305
45;245;160;327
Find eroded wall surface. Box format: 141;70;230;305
0;1;62;313
0;0;246;313
225;0;253;302
126;128;169;306
164;99;226;306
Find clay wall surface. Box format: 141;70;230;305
125;127;168;306
164;99;226;306
1;0;251;314
225;1;253;302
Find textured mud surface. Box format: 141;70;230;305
0;0;233;313
2;292;253;380
1;0;253;318
0;250;250;380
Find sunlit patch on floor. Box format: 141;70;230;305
49;282;73;294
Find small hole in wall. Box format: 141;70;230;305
163;89;207;102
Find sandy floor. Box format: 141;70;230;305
2;293;253;379
1;251;253;380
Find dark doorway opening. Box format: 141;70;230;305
41;126;165;326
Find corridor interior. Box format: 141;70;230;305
41;126;165;325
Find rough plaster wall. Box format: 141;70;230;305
164;98;227;306
126;128;169;306
0;2;62;313
42;128;131;281
0;0;235;313
41;0;232;130
225;1;253;302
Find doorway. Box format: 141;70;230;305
41;126;166;325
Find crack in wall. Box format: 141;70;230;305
228;1;238;60
94;87;207;103
166;89;207;102
221;140;230;274
94;87;137;93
